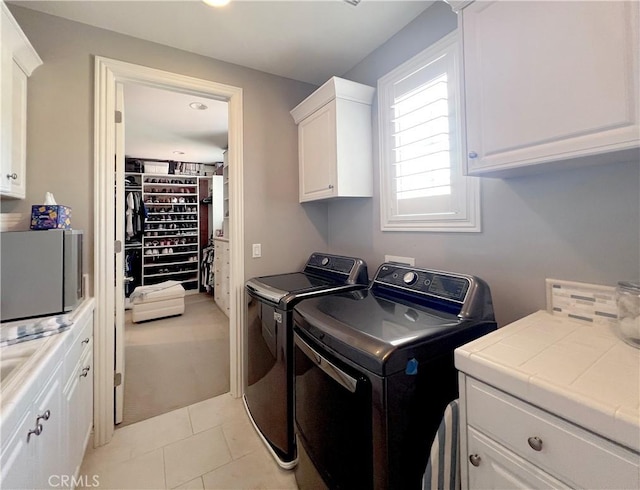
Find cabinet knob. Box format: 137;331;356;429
527;436;543;451
81;338;90;345
469;454;482;467
6;173;17;180
27;423;44;442
80;366;91;378
328;184;334;189
468;151;478;159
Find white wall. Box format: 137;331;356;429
331;2;640;326
1;5;328;282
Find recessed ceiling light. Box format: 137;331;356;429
189;102;208;110
203;0;231;7
173;151;185;155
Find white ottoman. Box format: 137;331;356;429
131;281;186;323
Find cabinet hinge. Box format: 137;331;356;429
114;372;122;387
115;111;123;123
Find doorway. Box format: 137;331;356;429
94;57;245;447
117;83;230;427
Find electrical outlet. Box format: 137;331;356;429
384;255;415;266
252;243;262;258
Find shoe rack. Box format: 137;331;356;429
141;174;200;291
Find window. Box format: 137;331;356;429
378;31;480;232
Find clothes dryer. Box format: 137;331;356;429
244;253;369;468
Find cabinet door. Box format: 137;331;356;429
0;21;15;196
65;348;94;479
0;409;35;490
466;427;570;490
462;1;639;175
77;349;94;465
298;100;337;202
8;62;27;198
32;363;64;489
0;58;28;199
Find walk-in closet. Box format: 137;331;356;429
116;83;231;426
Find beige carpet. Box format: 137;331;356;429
120;293;230;427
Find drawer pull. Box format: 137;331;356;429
527;436;543;451
36;410;51;424
80;366;91;378
27;423;43;442
469;454;482;467
81;338;90;345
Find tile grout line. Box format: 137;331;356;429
162;444;169;490
187;404;196;435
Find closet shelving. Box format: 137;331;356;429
141;174;200;291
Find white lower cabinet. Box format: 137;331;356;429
467;427;569;490
0;361;64;490
33;364;65;488
64;344;94;480
0;409;35;490
460;376;640;490
213;238;230;317
0;302;94;490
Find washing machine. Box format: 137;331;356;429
244;253;369;468
292;262;497;489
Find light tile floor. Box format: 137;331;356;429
79;393;299;490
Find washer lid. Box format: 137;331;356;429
293;291;494;376
246;272;339;305
245;253;369;308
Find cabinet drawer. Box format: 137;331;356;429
63;311;93;381
465;378;639;489
467;427;570;490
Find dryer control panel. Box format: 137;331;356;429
304;253;369;285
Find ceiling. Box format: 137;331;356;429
124;84;229;163
9;0;435;164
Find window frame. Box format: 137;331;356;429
378;30;481;233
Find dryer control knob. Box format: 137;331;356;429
403;272;418;285
321;257;330;266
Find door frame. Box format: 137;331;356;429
93;56;245;446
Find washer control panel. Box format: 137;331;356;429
306;254;357;275
375;264;471;303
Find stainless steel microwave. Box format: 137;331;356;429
1;229;84;322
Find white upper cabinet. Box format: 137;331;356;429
1;2;42;199
460;1;640;177
291;77;375;203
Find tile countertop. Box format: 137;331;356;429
454;310;640;453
